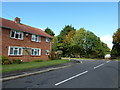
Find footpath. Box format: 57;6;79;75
2;60;80;81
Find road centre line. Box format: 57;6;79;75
94;63;104;69
55;60;110;86
94;60;110;69
55;70;88;86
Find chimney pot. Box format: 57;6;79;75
14;17;20;24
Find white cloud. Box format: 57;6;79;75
100;35;113;49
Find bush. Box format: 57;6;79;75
34;60;43;62
1;56;11;65
48;51;61;60
12;59;22;64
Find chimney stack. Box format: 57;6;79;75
14;17;20;24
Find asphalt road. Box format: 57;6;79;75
2;60;119;88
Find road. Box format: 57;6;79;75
2;60;119;88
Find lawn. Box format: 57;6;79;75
2;59;71;73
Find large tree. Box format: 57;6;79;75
52;26;110;58
111;28;120;58
63;29;76;57
71;28;86;57
45;27;55;36
71;28;110;58
57;25;76;56
58;25;76;43
52;36;58;51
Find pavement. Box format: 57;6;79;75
2;59;119;88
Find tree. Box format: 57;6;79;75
71;28;87;57
51;25;110;59
45;27;55;36
52;36;58;51
58;25;76;43
63;30;76;57
57;25;76;56
71;28;110;58
111;28;120;58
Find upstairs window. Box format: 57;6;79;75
31;48;41;56
8;46;22;56
10;30;23;40
32;34;41;42
45;38;50;42
45;50;50;55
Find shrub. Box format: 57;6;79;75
48;51;61;60
12;59;22;64
34;60;43;62
1;56;11;65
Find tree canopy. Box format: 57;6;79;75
45;27;55;36
51;25;110;59
111;28;120;58
58;25;76;42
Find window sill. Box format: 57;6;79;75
31;41;41;43
10;37;23;40
45;41;50;43
31;55;41;57
8;55;23;57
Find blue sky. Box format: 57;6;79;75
2;2;118;49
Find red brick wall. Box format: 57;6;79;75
2;28;51;62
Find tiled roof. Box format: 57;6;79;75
0;17;53;38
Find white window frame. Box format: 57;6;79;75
31;48;41;56
31;34;41;42
45;50;50;55
10;30;23;40
8;46;23;56
45;38;50;42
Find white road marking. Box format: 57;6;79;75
94;63;104;69
81;61;83;63
106;60;110;63
55;71;88;86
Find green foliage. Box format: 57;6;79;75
111;28;120;58
3;59;71;73
57;25;76;56
48;51;61;60
52;25;110;59
12;59;22;64
1;56;11;65
58;25;76;43
45;27;55;36
52;36;58;51
63;29;76;57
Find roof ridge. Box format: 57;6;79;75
1;17;43;31
1;17;52;38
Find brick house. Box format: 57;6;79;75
0;17;53;62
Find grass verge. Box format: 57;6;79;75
62;57;103;60
2;59;71;73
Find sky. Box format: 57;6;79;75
1;2;118;49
